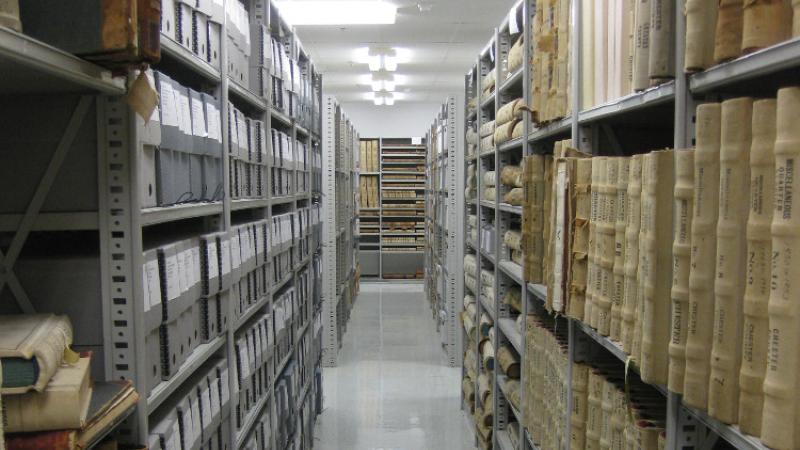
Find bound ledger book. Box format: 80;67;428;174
709;97;753;424
0;314;74;394
738;98;777;437
761;86;800;450
683;103;722;410
668;149;694;394
3;354;92;432
5;380;138;450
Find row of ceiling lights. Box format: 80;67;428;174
272;2;407;106
367;47;398;105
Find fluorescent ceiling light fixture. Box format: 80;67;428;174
274;1;397;25
371;72;396;91
373;91;394;106
366;47;400;72
368;56;382;71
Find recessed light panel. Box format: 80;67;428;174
275;1;397;25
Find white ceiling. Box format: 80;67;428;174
288;0;517;103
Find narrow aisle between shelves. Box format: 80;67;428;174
314;283;477;450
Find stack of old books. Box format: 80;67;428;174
0;314;138;450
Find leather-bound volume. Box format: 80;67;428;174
524;155;546;283
544;156;554;295
761;87;800;450
738;99;776;437
555;0;571;119
598;158;618;336
633;0;652;91
632;157;649;365
668;149;694;394
714;0;745;63
683;103;722;411
648;0;675;81
639;150;674;386
685;0;718;71
742;0;791;54
569;159;593;320
621;154;643;354
571;362;590;450
709;97;753;424
581;0;596;109
0;0;21;32
795;0;800;36
585;369;604;449
18;0;161;66
137;0;162;63
611;158;630;341
586;157;607;327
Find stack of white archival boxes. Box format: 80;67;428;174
160;0;223;70
272;287;297;368
228;105;268;200
271;212;296;285
225;0;251;89
270;129;295;198
249;24;271;100
149;358;231;450
296;139;309;195
233;311;273;437
149;70;223;207
270;37;289;114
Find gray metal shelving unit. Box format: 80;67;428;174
320;96;360;368
357;137;427;280
0;2;327;448
460;1;800;450
424;97;464;368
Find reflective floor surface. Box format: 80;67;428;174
314;282;477;450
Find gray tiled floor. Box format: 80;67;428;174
314;282;477;450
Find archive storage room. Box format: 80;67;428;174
1;1;800;450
